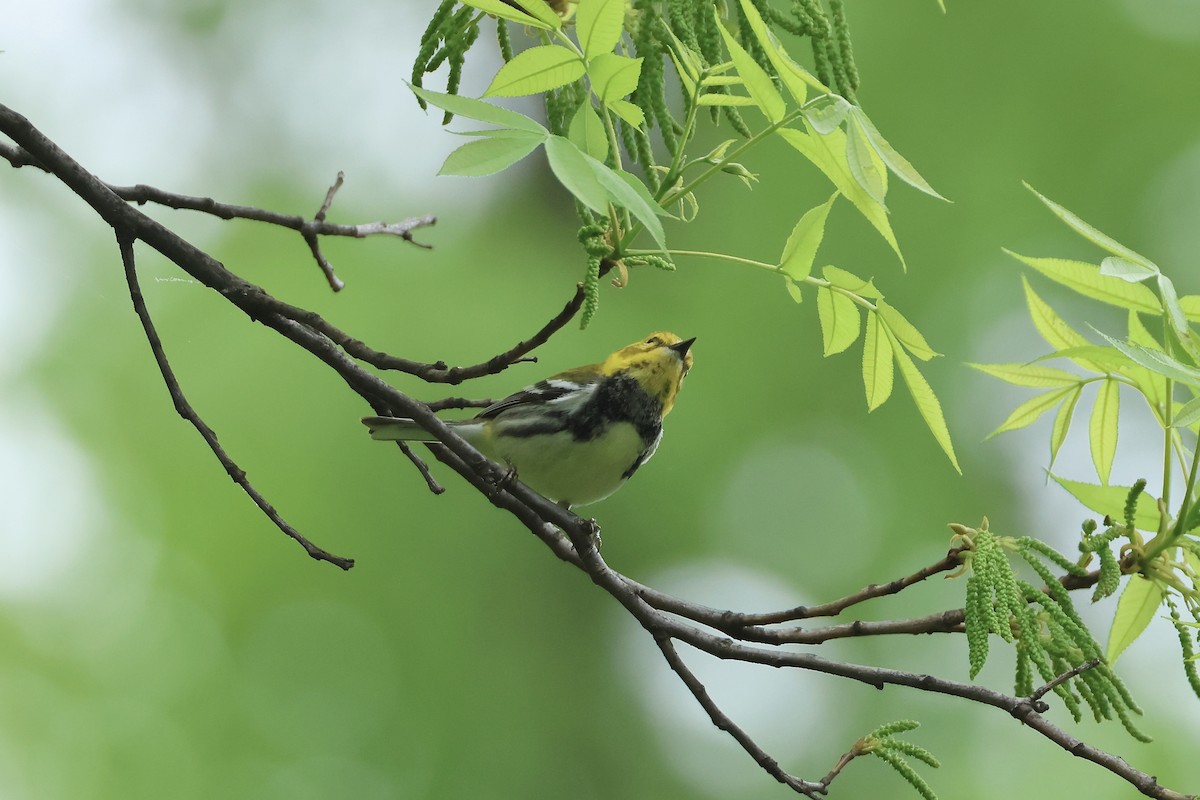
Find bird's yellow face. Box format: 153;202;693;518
600;331;695;416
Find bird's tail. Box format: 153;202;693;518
361;416;484;442
361;416;438;442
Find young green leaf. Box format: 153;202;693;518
1172;396;1200;429
778;128;904;269
1096;332;1200;387
824;265;883;298
408;83;549;134
589;158;667;247
1089;378;1119;484
1050;474;1162;531
967;362;1079;388
845;115;887;206
458;0;553;29
1180;295;1200;322
485;44;585;97
848;107;948;201
544;135;610;214
568;102;608;160
1100;256;1158;283
1156;273;1190;342
785;279;804;304
863;310;895;411
1125;311;1167;411
1006;251;1160;314
1024;184;1159;271
696;94;758;107
734;0;811;105
778;192;838;282
587;53;643;102
892;333;961;472
508;0;562;29
714;7;786;123
1049;385;1081;469
876;300;938;361
608;98;644;127
802;94;853;134
439;133;544;176
1020;276;1093;354
575;0;625;58
986;385;1077;439
1107;575;1165;663
817;286;861;355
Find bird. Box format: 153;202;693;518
362;332;695;507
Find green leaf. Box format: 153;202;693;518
848;107;948;201
715;7;786;123
1024;184;1159;270
1050;474;1162;531
568;102;608;160
485;44;585;97
876;300;938;360
457;0;553;29
1031;345;1133;374
1107;575;1165;663
1089;378;1119;484
823;265;882;298
778;128;904;269
778;192;838;282
802;94;852;134
735;0;811;105
1157;273;1190;342
1126;311;1167;411
967;362;1080;388
608;98;645;127
575;0;625;58
1100;256;1158;282
986;385;1077;439
817;287;861;355
1172;396;1200;429
1096;331;1200;387
696;94;758;107
1180;295;1200;323
1050;385;1081;469
544;135;610;214
1020;275;1093;355
845;115;888;206
439;133;544;176
891;332;961;472
1006;251;1160;314
785;279;803;304
593;164;667;248
587;53;643;102
863;310;894;411
508;0;562;29
407;84;549;134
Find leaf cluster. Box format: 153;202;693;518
410;0;961;469
976;188;1200;705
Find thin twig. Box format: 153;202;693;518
116;233;354;570
397;441;445;494
655;636;828;797
427;396;495;412
304;171;347;292
1028;658;1102;705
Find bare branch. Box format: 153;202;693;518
1028;658;1103;705
117;233;354;570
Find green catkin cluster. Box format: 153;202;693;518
631;5;679;154
1167;596;1200;700
1124;479;1147;530
412;0;459;109
1077;518;1126;601
577;224;611;328
443;12;481;125
496;17;513;62
872;749;938;800
828;0;859;99
667;0;700;51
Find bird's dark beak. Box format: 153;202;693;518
669;337;696;357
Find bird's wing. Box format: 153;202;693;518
476;366;599;419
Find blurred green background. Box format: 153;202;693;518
3;1;1199;797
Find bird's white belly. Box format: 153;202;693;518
483;422;646;507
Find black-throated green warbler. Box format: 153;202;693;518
362;332;695;507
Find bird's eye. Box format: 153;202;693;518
646;336;663;346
